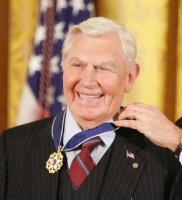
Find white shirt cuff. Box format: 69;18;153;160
179;152;182;165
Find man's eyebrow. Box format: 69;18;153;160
99;61;117;68
67;57;83;63
67;58;116;68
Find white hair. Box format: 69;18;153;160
62;17;137;68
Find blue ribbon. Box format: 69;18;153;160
51;110;117;151
51;111;66;150
62;122;116;151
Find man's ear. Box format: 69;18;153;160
124;63;140;93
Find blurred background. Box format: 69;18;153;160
0;0;182;132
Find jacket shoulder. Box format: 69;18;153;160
1;117;54;137
0;117;54;154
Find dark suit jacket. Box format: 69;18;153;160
170;117;182;199
176;117;182;128
0;115;181;200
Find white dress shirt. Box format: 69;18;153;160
180;152;182;164
63;109;116;168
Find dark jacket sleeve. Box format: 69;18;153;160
0;132;6;200
170;117;182;199
170;165;182;200
176;117;182;128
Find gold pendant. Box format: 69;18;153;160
46;146;63;174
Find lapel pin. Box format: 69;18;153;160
132;162;139;169
126;150;135;159
46;146;63;174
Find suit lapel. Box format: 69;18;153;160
99;127;147;200
31;118;59;200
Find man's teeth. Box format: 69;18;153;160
79;94;101;99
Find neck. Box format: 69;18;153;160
72;114;116;130
78;119;107;130
66;108;120;130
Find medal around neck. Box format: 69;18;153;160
46;146;63;174
46;110;118;174
46;111;66;174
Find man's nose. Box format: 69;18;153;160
81;66;97;88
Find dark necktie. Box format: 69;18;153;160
68;137;102;190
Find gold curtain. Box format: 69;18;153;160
95;0;182;121
176;0;182;120
8;0;39;127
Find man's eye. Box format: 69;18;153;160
72;63;82;68
96;66;111;71
100;67;108;71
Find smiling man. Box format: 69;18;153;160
0;17;181;200
62;29;139;130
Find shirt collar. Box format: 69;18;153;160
63;108;115;147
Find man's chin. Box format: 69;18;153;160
78;114;99;121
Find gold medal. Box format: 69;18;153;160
46;146;63;174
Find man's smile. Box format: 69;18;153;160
77;92;103;100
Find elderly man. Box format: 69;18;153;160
0;17;181;200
